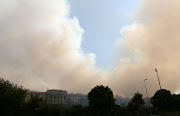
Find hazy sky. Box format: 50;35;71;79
0;0;180;97
68;0;142;69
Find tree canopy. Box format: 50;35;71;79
171;94;180;111
128;92;144;110
151;89;171;111
26;94;44;112
88;85;115;116
0;78;26;115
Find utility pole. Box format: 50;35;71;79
155;68;162;90
144;79;152;116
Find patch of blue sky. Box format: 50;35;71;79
68;0;143;69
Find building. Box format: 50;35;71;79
46;89;67;105
26;89;88;106
67;93;88;106
26;90;46;102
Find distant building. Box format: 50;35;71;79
26;90;46;102
26;89;88;106
67;93;88;106
46;89;67;105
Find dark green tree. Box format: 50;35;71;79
171;94;180;111
26;94;44;113
88;85;115;116
128;92;145;110
0;78;26;116
151;89;171;111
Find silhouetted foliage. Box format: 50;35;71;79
127;92;145;116
1;78;180;116
0;78;26;116
26;94;44;115
88;85;115;116
128;92;145;110
151;89;171;111
171;94;180;111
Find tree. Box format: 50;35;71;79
127;92;145;116
0;78;26;116
128;92;145;110
88;85;115;116
151;89;171;111
26;94;44;113
171;94;180;111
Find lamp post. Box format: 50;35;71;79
155;68;162;90
144;79;152;115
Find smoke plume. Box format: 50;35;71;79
0;0;180;97
109;0;180;97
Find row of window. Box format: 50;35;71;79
49;95;65;100
48;100;66;104
47;91;66;94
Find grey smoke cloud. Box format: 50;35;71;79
0;0;180;97
109;0;180;96
0;0;106;93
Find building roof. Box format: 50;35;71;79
26;90;45;94
47;89;66;92
69;93;88;96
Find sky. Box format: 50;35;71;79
68;0;142;69
0;0;180;97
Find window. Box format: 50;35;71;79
57;96;59;99
54;96;56;99
61;96;62;99
50;96;52;99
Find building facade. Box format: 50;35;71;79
67;93;88;106
46;89;67;105
26;90;46;102
26;89;88;106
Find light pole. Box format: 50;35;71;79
144;79;152;115
155;68;162;90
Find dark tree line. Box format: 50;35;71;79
151;89;180;115
0;78;26;116
0;78;180;116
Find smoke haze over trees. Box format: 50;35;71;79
1;78;180;116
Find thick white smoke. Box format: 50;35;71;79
109;0;180;97
0;0;180;97
0;0;106;93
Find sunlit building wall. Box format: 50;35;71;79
45;89;67;105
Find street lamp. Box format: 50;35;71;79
144;79;152;115
155;68;162;90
